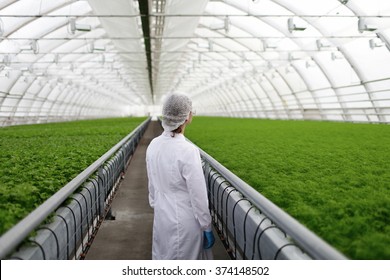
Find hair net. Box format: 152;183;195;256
162;93;192;132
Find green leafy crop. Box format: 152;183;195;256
186;117;390;260
0;117;146;235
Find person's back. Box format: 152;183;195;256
146;93;215;260
147;131;197;198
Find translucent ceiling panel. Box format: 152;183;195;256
0;0;153;126
281;67;307;93
314;52;360;87
87;0;151;99
345;38;390;81
153;0;209;102
292;63;324;93
272;72;293;97
2;0;390;124
352;0;390;14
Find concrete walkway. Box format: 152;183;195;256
85;121;229;260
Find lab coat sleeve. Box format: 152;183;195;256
146;151;155;208
182;146;212;230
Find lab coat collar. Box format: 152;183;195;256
162;131;185;140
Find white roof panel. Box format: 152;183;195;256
1;0;390;124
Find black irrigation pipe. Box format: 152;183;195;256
27;240;46;260
106;164;113;192
101;167;108;198
78;190;93;243
242;206;255;260
232;198;248;259
257;225;278;260
37;226;60;259
63;205;78;259
97;168;108;216
68;197;85;255
251;217;269;260
89;178;100;221
274;244;301;260
214;178;224;220
55;214;70;260
224;188;238;251
208;171;221;224
216;180;229;233
212;175;224;225
105;164;112;190
217;182;229;237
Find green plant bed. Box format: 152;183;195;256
186;117;390;260
0;117;146;235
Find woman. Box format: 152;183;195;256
146;93;215;260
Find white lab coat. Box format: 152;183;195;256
146;131;212;260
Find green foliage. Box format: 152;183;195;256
186;117;390;259
0;117;146;235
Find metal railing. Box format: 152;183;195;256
199;147;347;260
0;118;151;259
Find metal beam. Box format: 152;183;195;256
138;0;154;102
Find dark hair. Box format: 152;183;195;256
170;125;183;137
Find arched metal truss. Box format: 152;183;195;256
1;0;390;125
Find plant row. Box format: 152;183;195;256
186;117;390;259
0;117;146;235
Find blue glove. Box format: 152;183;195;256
203;230;215;249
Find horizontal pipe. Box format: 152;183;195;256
0;14;389;18
0;118;150;259
197;146;347;260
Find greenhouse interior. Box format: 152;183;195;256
0;0;389;262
